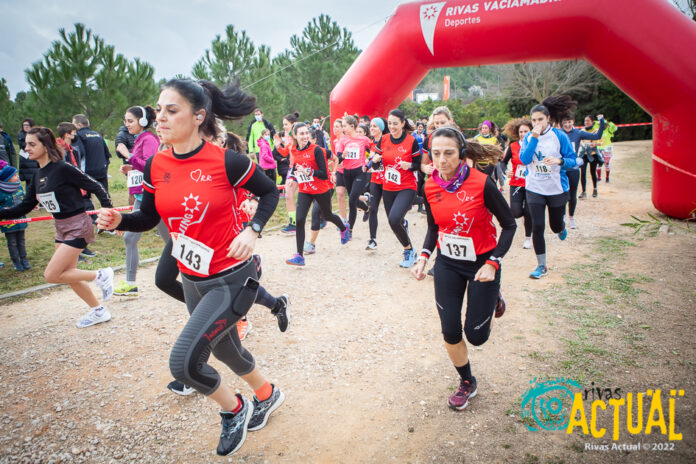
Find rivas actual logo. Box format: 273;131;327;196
420;2;446;55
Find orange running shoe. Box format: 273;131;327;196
237;319;252;341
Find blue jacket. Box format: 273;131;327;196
0;185;28;233
521;128;577;195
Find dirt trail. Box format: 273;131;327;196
1;141;694;464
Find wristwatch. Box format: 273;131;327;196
248;221;262;236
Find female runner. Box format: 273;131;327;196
97;79;285;456
275;111;300;234
372;110;421;267
303;127;334;254
520;96;578;279
0;127;114;328
285;123;350;266
412;127;516;410
559;113;605;228
502;118;533;249
332;118;348;224
365;117;388;250
335;115;371;234
114;105;167;296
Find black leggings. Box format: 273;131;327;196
382;189;415;248
434;255;500;345
580;160;598;192
566;169;580;216
170;260;259;395
263;168;276;183
526;190;568;256
296;191;345;255
368;182;384;241
310;189;334;231
509;186;532;237
344;167;369;229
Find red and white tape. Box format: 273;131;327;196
0;206;134;227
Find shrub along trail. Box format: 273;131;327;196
0;141;694;463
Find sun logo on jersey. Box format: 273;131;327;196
181;194;203;213
451;211;474;234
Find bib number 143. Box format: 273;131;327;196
171;233;214;275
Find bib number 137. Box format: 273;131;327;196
440;233;476;261
171;233;214;275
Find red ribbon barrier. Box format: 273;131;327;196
0;206;134;227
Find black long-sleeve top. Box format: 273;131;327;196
0;160;112;220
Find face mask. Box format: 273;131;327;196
263;136;270;141
313;123;320;129
255;115;262;122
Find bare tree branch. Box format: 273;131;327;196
499;60;601;102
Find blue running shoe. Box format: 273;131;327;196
558;229;568;241
529;265;548;279
281;223;296;235
340;226;351;245
285;254;305;266
399;248;416;268
304;241;316;254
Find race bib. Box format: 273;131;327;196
439;233;476;261
515;164;526;178
171;233;214;276
127;169;144;188
344;147;360;160
385;167;401;185
534;161;553;176
295;171;314;184
37;192;60;213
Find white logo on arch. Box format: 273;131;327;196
420;1;446;55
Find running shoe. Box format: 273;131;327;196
237;319;252;341
304;241;316;255
95;267;114;301
569;218;577;229
522;237;532;249
272;294;290;332
558;229;568;241
76;307;111;328
80;247;97;258
578;192;586;199
217;395;253;456
12;260;24;271
529;265;548;279
167;380;196;396
448;377;478;411
605;177;610;184
365;239;377;250
285;254;305;266
495;292;506;318
248;384;286;431
340;226;351;245
114;281;139;296
400;248;416;268
280;223;296;234
362;208;370;223
592;188;598;198
21;258;31;270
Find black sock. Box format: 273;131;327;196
455;362;472;382
271;298;283;315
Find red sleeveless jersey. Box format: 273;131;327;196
508;141;527;187
144;143;254;277
424;167;498;256
293;143;332;194
379;133;419;192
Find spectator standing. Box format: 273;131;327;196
245;108;275;162
0;165;30;271
18;118;39;188
114;125;135;164
0;122;17;168
71;114;112;212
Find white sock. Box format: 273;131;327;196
91;305;104;313
126;281;136;286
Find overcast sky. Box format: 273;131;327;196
0;0;406;98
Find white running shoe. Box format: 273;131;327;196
522;237;532;249
76;307;111;328
95;267;114;301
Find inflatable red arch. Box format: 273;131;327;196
330;0;696;219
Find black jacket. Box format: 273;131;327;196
73;127;111;178
17;130;39;182
0;131;15;167
114;125;134;163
